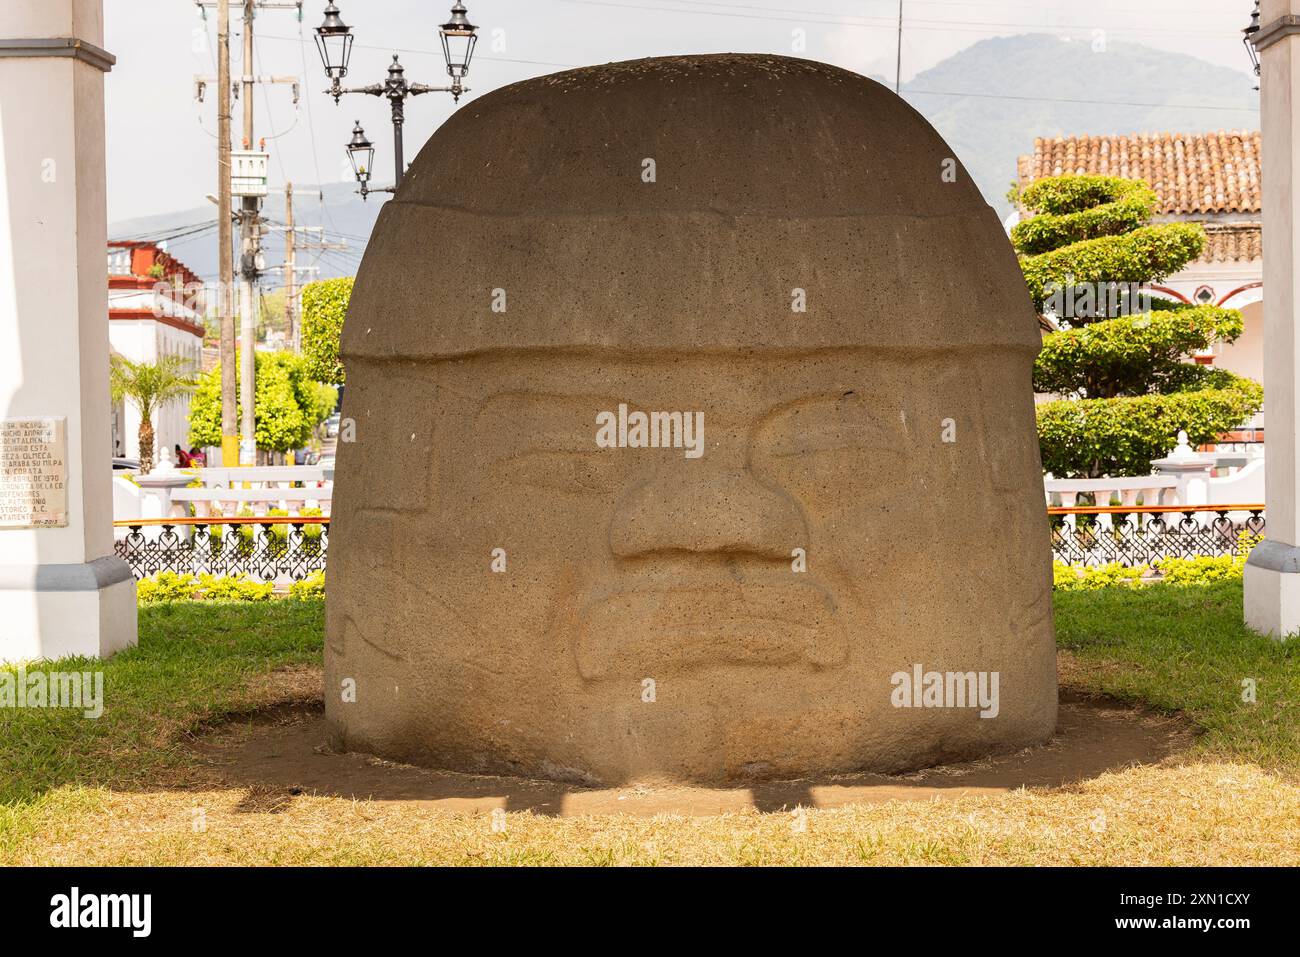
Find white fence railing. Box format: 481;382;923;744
114;462;333;539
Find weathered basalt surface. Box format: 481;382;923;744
325;54;1055;784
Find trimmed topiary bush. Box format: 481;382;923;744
1016;174;1262;478
1037;375;1263;477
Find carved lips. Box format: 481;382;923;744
574;572;847;680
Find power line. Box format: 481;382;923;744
159;228;221;251
255;40;301;147
904;88;1258;113
110;220;219;244
560;0;1247;38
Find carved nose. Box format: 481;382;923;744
610;468;806;560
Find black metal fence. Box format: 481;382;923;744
1049;505;1264;567
115;506;1267;579
114;518;329;582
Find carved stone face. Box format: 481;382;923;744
325;52;1057;784
326;347;1055;783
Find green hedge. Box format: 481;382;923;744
136;570;325;603
136;572;274;604
1053;561;1146;590
1053;533;1261;589
1037;375;1263;477
288;570;326;600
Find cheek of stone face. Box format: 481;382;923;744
750;385;936;580
337;364;439;512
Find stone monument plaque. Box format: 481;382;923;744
0;417;68;529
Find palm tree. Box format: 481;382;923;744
109;355;197;473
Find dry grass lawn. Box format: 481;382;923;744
2;582;1297;866
4;761;1295;866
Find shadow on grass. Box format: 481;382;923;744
4;580;1289;818
1054;579;1300;772
0;600;325;807
187;688;1191;818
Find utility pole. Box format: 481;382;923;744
199;0;300;463
267;192;339;350
284;181;296;351
238;0;257;466
217;0;238;466
895;0;903;95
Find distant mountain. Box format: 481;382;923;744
903;33;1260;215
113;34;1260;281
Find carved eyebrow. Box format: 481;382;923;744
754;390;878;424
754;392;907;454
476;390;639;453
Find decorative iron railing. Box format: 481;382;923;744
114;505;1267;580
1049;504;1265;567
114;517;329;582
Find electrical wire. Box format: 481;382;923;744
561;0;1249;39
110;220;218;244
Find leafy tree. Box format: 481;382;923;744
1016;174;1262;477
300;276;353;385
110;354;197;473
304;379;339;427
258;288;289;342
188;351;337;456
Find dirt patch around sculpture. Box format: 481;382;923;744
187;688;1194;818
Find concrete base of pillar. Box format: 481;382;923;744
0;557;137;663
1244;551;1300;641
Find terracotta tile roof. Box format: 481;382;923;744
1201;223;1262;263
1017;131;1261;216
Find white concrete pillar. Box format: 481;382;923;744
0;0;136;661
1246;0;1300;637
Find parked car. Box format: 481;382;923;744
112;457;140;471
324;413;341;438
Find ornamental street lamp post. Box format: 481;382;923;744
314;1;478;199
346;120;378;200
1244;1;1261;81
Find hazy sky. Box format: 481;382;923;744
103;0;1259;222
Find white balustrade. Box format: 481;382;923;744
113;457;334;525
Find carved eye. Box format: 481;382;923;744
498;449;624;494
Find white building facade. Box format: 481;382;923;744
107;242;206;464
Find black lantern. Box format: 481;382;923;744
315;2;354;82
1244;1;1261;78
347;120;374;185
440;1;478;98
321;2;474;192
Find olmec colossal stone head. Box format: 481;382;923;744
325;54;1056;784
